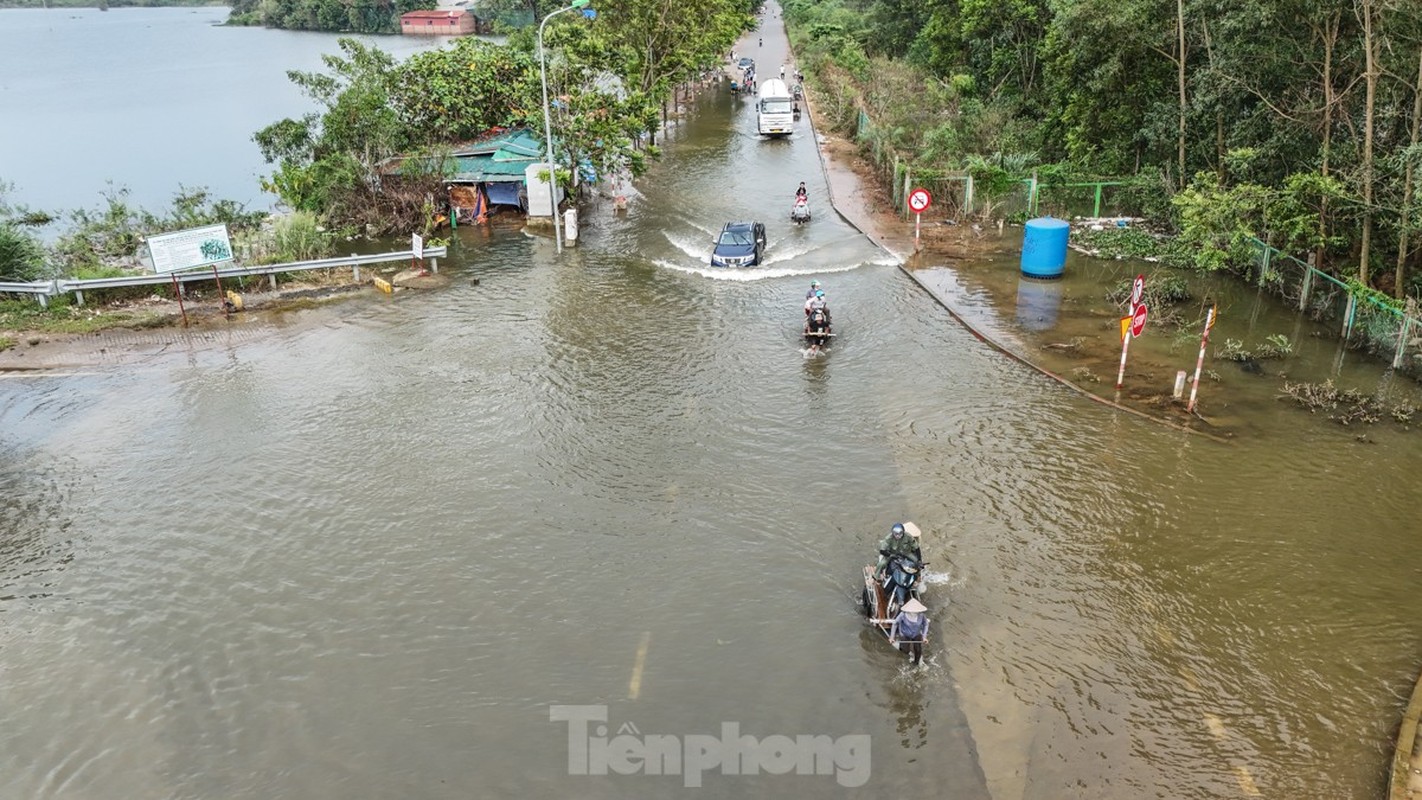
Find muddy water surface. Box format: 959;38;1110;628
3;8;1422;800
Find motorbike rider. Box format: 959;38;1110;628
875;521;921;579
890;598;929;665
804;279;820;300
804;304;831;348
803;290;829;323
795;182;808;199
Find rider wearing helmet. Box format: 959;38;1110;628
805;279;821;300
796;182;808;199
803;290;831;326
875;522;922;578
804;288;826;314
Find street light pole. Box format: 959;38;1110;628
538;0;590;254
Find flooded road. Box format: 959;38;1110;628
5;15;1422;800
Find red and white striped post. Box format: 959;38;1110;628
1115;325;1133;389
1116;275;1147;389
1186;306;1216;413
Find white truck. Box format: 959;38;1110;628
756;78;795;137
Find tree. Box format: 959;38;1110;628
593;0;747;99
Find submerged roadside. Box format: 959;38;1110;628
794;69;1236;442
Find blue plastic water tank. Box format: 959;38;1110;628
1020;217;1070;279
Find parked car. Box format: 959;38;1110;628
710;221;767;267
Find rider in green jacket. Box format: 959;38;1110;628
875;522;922;578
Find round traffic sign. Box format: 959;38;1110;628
1130;274;1145;309
907;188;932;213
1130;303;1149;337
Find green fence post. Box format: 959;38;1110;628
1299;264;1313;311
1093;183;1103;217
903;167;911;218
1393;315;1410;369
1259;246;1271;288
1342;294;1357;341
1398;298;1418;369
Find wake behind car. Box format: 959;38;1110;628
710;221;767;267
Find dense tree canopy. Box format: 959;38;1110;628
783;0;1422;297
253;0;749;231
228;0;435;35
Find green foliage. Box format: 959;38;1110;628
254;40;412;223
51;184;262;278
251;0;727;229
1170;168;1353;275
0;224;46;282
1107;271;1190;308
1345;277;1404;313
390;39;541;139
1264;172;1349;256
228;0;434;34
1216;334;1293;361
269;211;333;263
0;182;49;282
1170;172;1270;273
1077;227;1168;261
592;0;746;98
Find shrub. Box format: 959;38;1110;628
270;211;333;263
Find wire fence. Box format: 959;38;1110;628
854;111;971;218
1032;182;1135;219
1245;237;1422;373
854;110;1149;221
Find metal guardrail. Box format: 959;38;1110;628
0;280;57;298
0;247;447;306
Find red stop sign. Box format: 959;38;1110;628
1130;304;1149;337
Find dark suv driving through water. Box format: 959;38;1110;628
710;221;766;267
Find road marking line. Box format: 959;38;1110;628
628;631;651;700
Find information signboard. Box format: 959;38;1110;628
147;224;234;274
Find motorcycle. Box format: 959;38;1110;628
791;196;811;225
879;552;925;615
804;305;832;353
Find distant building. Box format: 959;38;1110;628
400;10;480;36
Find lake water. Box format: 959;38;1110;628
0;6;441;215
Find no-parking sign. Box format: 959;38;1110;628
907;188;932;213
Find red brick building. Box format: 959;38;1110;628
400;10;478;35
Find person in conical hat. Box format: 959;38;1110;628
890;597;929;664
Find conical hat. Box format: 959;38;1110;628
903;522;921;539
902;598;927;613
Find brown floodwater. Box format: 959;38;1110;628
2;7;1421;800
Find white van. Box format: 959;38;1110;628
756;78;795;137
